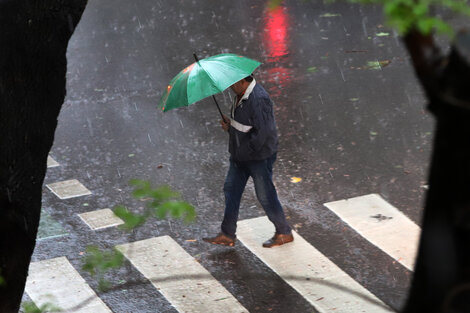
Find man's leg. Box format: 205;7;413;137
250;154;292;247
221;159;249;237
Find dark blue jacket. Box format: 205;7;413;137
229;83;278;161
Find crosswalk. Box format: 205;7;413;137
324;194;420;271
25;257;112;313
116;236;249;313
30;169;419;313
37;154;418;312
237;217;394;313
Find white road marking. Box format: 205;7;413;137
324;193;420;270
78;208;124;230
25;257;112;312
116;236;248;313
237;216;394;313
47;156;60;168
46;179;92;199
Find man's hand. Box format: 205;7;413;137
220;115;230;132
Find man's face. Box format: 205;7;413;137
230;80;245;95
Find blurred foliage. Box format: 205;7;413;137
22;301;61;313
269;0;470;36
82;246;124;291
81;180;195;292
374;0;469;35
113;205;147;230
117;179;196;227
268;0;284;9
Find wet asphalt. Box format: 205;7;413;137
28;0;443;312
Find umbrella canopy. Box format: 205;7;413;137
159;53;261;112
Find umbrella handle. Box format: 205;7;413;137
193;53;228;124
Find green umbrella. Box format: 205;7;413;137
159;53;261;119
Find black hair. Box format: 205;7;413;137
244;75;254;82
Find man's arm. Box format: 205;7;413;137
239;97;272;154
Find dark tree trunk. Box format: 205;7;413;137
403;30;470;313
0;1;87;312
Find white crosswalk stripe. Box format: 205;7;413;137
25;257;112;313
324;193;420;271
237;216;394;313
78;208;125;230
46;179;92;200
47;156;60;168
116;236;249;313
28;194;414;312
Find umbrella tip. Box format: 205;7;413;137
193;53;200;62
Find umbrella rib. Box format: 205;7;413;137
197;61;225;94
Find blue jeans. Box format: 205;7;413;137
221;153;291;238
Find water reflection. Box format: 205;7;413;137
264;5;289;62
262;3;292;98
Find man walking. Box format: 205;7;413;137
203;75;293;248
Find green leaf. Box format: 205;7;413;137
98;279;112;292
183;204;197;223
83;246;124;277
150;185;181;202
430;17;454;36
130;180;152;198
113;206;146;230
380;0;467;36
132;188;148;198
129;179;151;191
412;3;429;17
22;301;62;313
417;17;434;34
128;179;145;186
80;180;197;298
118;180;196;225
154;201;196;223
154;205;169;219
367;60;382;70
103;250;124;270
22;302;41;313
267;0;283;9
440;0;470;16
